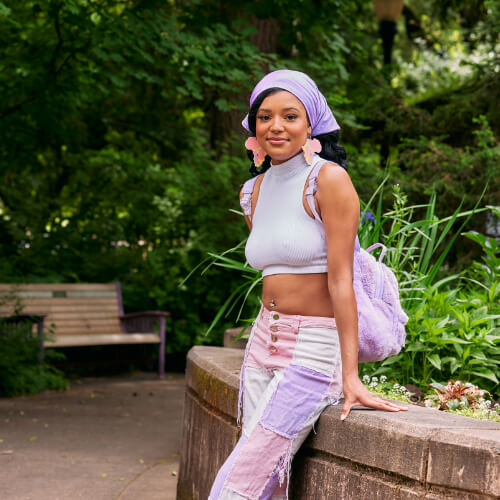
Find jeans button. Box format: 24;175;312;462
269;345;277;354
270;325;278;332
271;335;278;342
273;314;279;320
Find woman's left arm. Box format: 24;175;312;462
316;164;407;420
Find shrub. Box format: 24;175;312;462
0;317;68;397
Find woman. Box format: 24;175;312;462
209;70;407;500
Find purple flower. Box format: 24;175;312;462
360;211;376;225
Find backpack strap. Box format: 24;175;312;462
305;157;362;252
366;242;387;261
240;176;259;222
305;157;329;222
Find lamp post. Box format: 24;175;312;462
373;0;404;65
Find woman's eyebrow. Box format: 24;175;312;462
258;107;300;112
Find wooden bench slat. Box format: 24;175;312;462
0;307;120;317
41;311;121;320
45;319;122;328
1;304;118;311
46;333;160;347
2;297;118;306
11;290;118;299
49;325;125;335
0;284;117;292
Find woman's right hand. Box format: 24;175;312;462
340;374;408;421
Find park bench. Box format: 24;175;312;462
0;283;169;378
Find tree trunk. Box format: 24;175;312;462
211;16;280;154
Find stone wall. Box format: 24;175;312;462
177;346;500;499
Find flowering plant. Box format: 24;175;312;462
425;380;499;422
362;375;411;402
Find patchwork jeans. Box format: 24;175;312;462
209;305;343;500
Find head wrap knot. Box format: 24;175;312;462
242;69;339;136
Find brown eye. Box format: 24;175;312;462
257;115;271;121
285;114;298;121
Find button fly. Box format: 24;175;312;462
270;325;278;332
269;345;277;354
273;314;279;320
271;335;278;342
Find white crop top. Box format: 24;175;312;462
242;153;328;277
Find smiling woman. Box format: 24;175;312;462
208;70;407;500
254;92;310;164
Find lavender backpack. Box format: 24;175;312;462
241;156;408;363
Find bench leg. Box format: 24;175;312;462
158;316;166;379
37;319;45;364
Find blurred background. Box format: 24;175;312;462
0;1;498;397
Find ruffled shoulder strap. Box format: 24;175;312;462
305;156;329;222
240;176;259;221
304;157;361;251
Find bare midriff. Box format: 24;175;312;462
262;273;335;317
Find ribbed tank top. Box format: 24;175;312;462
245;153;328;277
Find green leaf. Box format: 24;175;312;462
471;370;499;384
214;98;231;112
0;2;11;16
471;315;500;328
430;382;446;392
446;400;461;410
449;358;461;374
428;354;442;370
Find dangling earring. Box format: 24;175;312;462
245;137;267;167
302;137;322;165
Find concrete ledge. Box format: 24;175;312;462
177;346;500;499
223;327;250;349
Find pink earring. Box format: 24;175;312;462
245;137;267;167
302;138;322;165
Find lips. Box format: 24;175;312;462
267;137;288;145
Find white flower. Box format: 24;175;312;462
393;383;400;389
380;375;387;383
362;375;370;384
371;377;378;383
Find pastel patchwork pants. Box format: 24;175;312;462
209;305;343;500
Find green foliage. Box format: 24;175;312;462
395;116;499;221
359;191;500;397
0;0;499;376
0;322;68;397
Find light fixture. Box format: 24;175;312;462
373;0;404;65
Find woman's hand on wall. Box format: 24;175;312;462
340;375;408;420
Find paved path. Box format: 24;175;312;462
0;372;185;500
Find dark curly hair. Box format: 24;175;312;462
245;87;348;177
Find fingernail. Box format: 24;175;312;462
340;414;345;421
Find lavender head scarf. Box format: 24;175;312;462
242;69;340;136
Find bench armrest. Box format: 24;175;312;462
120;311;170;320
120;311;170;334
